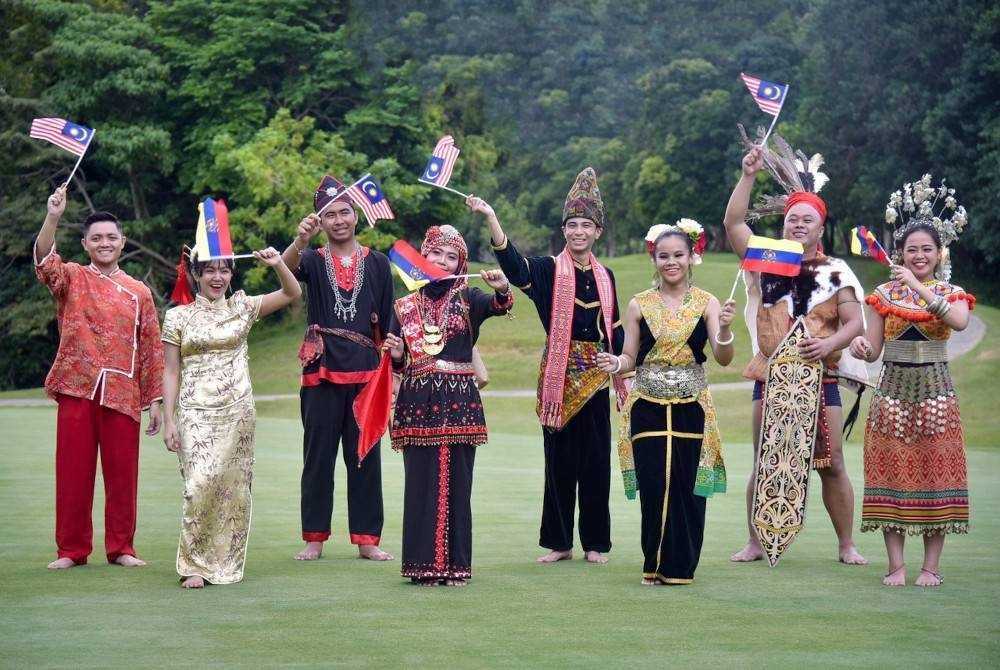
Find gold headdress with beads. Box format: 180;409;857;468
884;174;967;280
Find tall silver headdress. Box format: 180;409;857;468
884;174;967;280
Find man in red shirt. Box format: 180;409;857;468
35;185;164;569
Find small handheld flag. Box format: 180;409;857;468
30;118;93;156
850;226;890;264
30;117;95;186
741;235;804;276
194;198;233;260
388;240;451;291
420;135;460;187
740;73;789;145
345;174;395;226
418;135;467;198
193;198;254;261
728;235;804;301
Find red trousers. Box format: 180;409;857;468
55;395;141;564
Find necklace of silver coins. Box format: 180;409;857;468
324;243;365;322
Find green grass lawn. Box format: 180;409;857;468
2;398;999;668
3;252;999;668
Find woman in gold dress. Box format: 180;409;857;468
162;247;300;588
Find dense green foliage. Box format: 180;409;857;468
2;0;998;388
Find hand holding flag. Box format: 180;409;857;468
740;73;789;145
417;135;468;198
850;226;890;264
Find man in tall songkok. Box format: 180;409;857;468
480;168;626;564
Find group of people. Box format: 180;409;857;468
34;144;972;589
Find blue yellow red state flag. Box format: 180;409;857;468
741;235;803;276
740;73;787;116
30;117;94;156
388;239;451;291
850;226;891;264
194;198;234;260
419;135;461;188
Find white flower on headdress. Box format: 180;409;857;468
885;173;968;282
644;219;706;263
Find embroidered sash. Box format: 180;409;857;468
538;248;625;429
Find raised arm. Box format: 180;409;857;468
723;147;765;259
256;247;302;318
281;214;321;273
468;194;533;291
36;185;68;262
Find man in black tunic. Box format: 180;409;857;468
281;176;395;562
470;168;625;563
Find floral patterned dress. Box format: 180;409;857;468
162;291;262;583
861;280;974;536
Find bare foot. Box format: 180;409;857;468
730;542;764;562
444;578;467;587
915;568;943;587
47;557;78;570
181;576;205;589
882;564;906;587
412;578;439;587
536;549;573;563
640;577;662;586
839;545;868;565
115;554;146;567
358;544;394;561
584;551;608;564
295;541;323;561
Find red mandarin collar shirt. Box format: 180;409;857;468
35;245;164;422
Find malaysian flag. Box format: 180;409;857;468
30;117;94;156
418;135;461;188
740;73;787;116
345;174;395;226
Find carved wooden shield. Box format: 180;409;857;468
752;317;823;567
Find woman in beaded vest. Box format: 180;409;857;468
849;176;974;588
597;223;735;584
383;224;513;586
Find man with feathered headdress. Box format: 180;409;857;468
723;137;868;566
469;167;626;564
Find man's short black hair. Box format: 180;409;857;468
82;211;122;234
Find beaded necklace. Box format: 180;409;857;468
324;243;365;322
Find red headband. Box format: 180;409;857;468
784;191;827;222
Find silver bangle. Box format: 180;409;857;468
612;356;623;374
715;331;735;346
293;241;306;256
